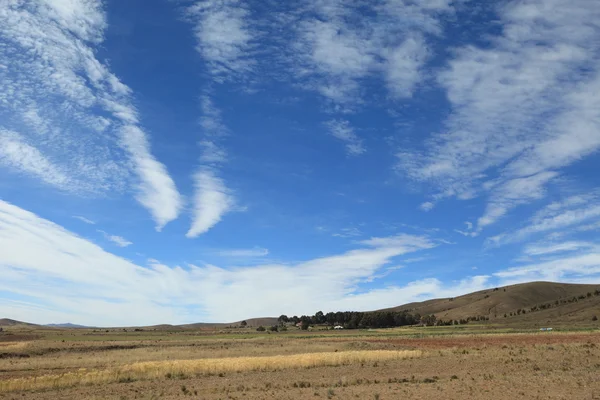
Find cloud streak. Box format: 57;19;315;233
0;199;467;326
187;168;234;238
399;0;600;230
325;120;365;155
0;0;182;229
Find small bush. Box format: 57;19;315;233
256;326;266;331
592;315;598;321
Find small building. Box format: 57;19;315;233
334;325;344;330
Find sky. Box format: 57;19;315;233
0;0;599;327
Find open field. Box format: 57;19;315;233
1;326;599;399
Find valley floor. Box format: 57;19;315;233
0;327;599;399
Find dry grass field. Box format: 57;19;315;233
1;325;599;399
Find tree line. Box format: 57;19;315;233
504;289;600;318
276;310;442;330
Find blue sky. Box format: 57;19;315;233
0;0;599;326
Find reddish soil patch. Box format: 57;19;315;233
361;333;600;349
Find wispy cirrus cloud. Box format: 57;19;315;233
293;0;451;106
187;167;234;238
332;227;362;238
489;193;600;246
0;0;182;230
0;129;71;189
184;0;246;237
398;0;600;230
186;95;236;238
215;247;269;258
72;215;95;225
185;0;254;80
325;120;365;155
97;230;133;248
495;252;600;284
523;240;597;256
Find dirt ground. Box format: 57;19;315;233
1;328;599;399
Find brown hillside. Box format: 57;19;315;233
0;319;39;327
384;281;600;323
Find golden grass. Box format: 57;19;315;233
0;341;29;350
0;350;421;392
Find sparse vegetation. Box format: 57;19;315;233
2;282;600;399
0;350;420;392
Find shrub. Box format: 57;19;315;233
256;326;266;331
593;316;598;321
269;325;278;332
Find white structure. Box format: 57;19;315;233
334;325;344;330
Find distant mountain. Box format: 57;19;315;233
382;281;600;326
45;323;90;328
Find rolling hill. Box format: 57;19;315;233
0;318;39;327
3;282;599;330
384;281;600;326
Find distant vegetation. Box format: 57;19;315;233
504;289;600;319
276;310;487;330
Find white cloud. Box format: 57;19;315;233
0;199;482;325
215;247;269;258
332;227;362;238
186;0;253;79
489;193;600;246
119;125;183;231
293;0;452;105
399;0;600;229
97;230;133;248
383;35;429;98
187;168;234;238
523;241;596;256
0;1;182;228
72;215;95;225
325;120;365;155
419;202;435;212
495;252;600;284
476;171;558;231
0;129;71;189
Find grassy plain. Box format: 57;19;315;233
1;325;599;399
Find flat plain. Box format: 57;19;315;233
1;324;599;400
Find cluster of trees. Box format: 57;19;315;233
276;311;448;330
504;289;600;318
